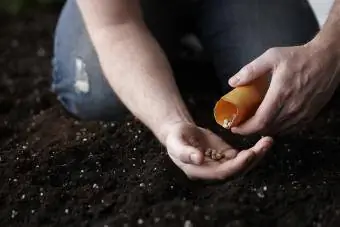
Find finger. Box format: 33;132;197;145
273;101;310;135
231;79;283;135
184;149;256;180
168;134;204;165
218;137;273;178
278;110;311;136
246;136;274;155
242;136;274;174
184;136;273;180
228;48;277;87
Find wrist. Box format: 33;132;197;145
309;32;340;62
156;117;195;145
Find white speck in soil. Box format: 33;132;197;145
139;183;145;187
37;47;46;57
83;138;88;142
21;194;26;199
101;199;105;204
127;122;131;126
138;130;142;134
110;122;115;127
135;135;138;139
93;184;99;189
65;208;69;214
13;178;18;182
170;185;174;189
31;209;35;214
263;186;267;191
153;167;157;171
132;163;136;167
123;169;126;173
256;189;265;198
11;210;18;218
184;220;193;227
22;145;27;149
133;147;137;151
154;217;160;223
40;192;44;196
165;212;175;219
142;159;146;164
137;218;144;225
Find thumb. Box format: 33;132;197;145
228;49;276;87
167;134;204;165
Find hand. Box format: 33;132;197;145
163;122;273;180
228;40;340;135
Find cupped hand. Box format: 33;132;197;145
164;122;273;180
228;40;340;136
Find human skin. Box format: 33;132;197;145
75;0;274;180
228;0;340;136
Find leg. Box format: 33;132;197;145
194;0;320;92
51;0;187;121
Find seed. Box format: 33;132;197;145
211;149;217;159
205;148;212;156
223;119;230;128
222;114;237;129
215;153;222;160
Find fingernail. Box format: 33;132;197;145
190;153;201;165
229;76;240;86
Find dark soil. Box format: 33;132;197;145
2;7;340;227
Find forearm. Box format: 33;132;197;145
312;0;340;55
76;0;193;143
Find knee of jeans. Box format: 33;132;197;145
51;0;128;121
51;57;128;122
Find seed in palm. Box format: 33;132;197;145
215;152;223;160
211;149;217;160
204;148;212;156
204;148;224;161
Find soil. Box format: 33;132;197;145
2;6;340;227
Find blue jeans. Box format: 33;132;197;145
51;0;319;121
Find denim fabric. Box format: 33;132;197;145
51;0;319;121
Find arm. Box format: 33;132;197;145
312;0;340;56
76;0;193;143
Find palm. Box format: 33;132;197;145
165;123;273;180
